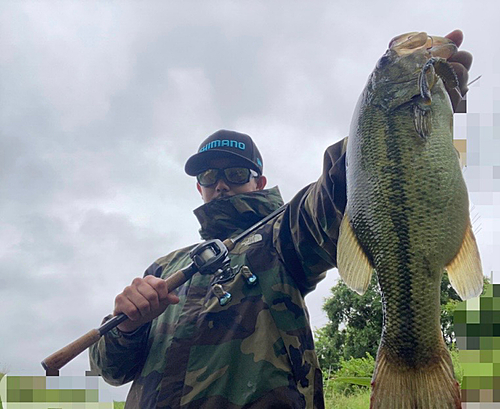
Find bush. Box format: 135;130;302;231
328;353;375;396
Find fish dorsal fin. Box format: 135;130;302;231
445;223;483;300
337;214;374;295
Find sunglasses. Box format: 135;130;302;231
197;167;259;187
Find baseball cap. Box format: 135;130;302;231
185;129;264;176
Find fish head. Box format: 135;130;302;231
366;32;458;109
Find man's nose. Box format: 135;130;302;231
215;177;230;191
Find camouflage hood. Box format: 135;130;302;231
194;186;284;240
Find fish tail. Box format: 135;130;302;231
370;345;461;409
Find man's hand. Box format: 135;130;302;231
444;29;473;112
114;275;180;333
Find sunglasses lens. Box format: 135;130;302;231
197;169;219;186
224;168;251;184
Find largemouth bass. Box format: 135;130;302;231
337;32;483;408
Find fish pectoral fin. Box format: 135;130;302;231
337;214;374;295
413;102;431;139
445;222;483;300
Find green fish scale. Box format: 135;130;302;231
347;77;469;369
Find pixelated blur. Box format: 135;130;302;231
457;282;500;408
0;374;114;408
454;70;500;406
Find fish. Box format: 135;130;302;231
337;32;483;408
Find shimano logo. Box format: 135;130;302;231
199;139;246;153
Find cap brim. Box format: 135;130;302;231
185;150;261;176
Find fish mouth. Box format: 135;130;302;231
388;32;457;59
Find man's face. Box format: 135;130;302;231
196;157;267;203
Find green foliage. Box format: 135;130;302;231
334;377;371;387
329;353;375;396
440;273;462;346
335;353;375;379
450;346;464;386
322;343;464;406
114;402;125;409
0;373;4;409
315;325;345;373
316;272;464;371
316;275;382;371
324;378;371;408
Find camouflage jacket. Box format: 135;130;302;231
89;139;347;409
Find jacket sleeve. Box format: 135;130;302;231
273;137;347;295
89;317;151;386
88;262;163;386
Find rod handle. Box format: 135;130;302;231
41;265;196;373
41;329;100;372
222;238;235;252
98;266;195;333
165;265;196;289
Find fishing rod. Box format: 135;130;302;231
41;204;287;374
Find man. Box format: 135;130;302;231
90;30;472;408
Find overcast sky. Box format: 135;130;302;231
1;0;499;402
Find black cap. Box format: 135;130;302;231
185;130;264;176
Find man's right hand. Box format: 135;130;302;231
114;275;180;333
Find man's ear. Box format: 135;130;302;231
256;175;267;190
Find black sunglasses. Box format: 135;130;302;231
197;167;259;187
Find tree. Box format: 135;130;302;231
315;272;463;372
